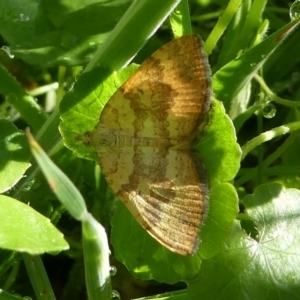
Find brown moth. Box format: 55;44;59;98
81;34;211;255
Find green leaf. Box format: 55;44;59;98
169;0;192;37
195;100;241;182
84;0;182;72
22;254;56;300
213;0;267;70
263;22;300;83
134;290;187;300
135;290;187;300
204;0;242;56
0;119;31;193
17;146;83;220
0;0;132;66
188;183;300;299
27;134;112;297
213;18;300;110
199;181;238;260
82;212;111;299
0;65;48;131
60;64;138;161
27;132;87;221
0;195;69;254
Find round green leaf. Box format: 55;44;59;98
189;183;300;299
196;100;241;182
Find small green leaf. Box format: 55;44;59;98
0;119;31;193
0;195;69;254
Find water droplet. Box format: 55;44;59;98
111;289;120;299
290;0;300;20
1;46;14;58
262;102;276;118
250;62;257;67
109;266;117;276
23;297;33;300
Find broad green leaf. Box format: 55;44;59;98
0;0;132;66
195;100;241;182
60;67;241;183
0;195;69;254
60;64;137;161
0;119;31;193
199;181;238;260
188;183;300;299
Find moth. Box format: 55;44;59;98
81;34;211;255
